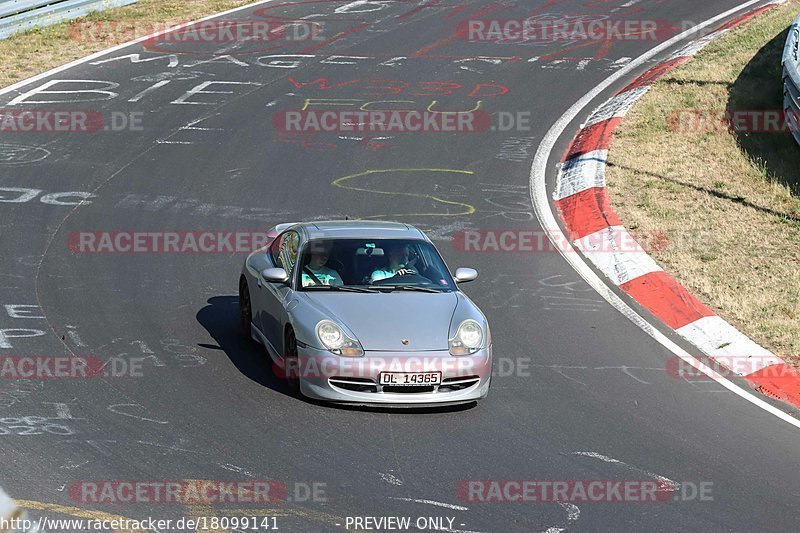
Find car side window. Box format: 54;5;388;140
271;230;300;275
268;235;282;265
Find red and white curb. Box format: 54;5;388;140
554;2;800;408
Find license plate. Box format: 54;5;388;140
379;372;442;386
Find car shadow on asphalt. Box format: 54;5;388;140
196;295;477;415
196;295;295;397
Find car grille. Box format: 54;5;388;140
439;375;481;392
328;375;481;394
329;377;378;393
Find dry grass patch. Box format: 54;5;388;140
0;0;253;88
608;0;800;363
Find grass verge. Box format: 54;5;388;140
0;0;254;89
607;0;800;363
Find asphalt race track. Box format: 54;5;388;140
0;0;798;531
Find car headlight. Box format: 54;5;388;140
316;320;364;356
449;319;484;356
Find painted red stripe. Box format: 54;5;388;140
746;364;800;408
620;271;715;329
562;118;621;161
617;57;690;94
715;4;775;33
555;187;621;241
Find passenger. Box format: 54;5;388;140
301;242;343;287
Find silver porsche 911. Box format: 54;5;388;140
239;221;492;406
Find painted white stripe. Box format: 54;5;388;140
378;472;403;486
571;452;680;490
676;316;782;375
574;226;663;286
572;451;621;463
669;30;731;60
554;149;607;200
584;86;651;127
530;0;800;430
557;502;580;521
388;497;469;511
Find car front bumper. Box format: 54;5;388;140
295;345;492;405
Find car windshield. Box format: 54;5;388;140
297;238;456;292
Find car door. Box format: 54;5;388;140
258;229;300;354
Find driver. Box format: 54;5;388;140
301;242;344;287
370;243;416;282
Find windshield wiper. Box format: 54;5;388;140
304;285;379;293
378;285;444;293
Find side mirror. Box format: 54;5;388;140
453;267;478;283
261;267;289;283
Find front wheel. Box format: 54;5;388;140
239;278;253;339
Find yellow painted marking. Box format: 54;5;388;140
17;500;147;533
181;480;228;533
180;480;347;528
331;168;476;219
358;100;415;110
302;98;362;110
187;504;225;533
426;100;483;112
217;508;292;516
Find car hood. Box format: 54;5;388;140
299;292;458;351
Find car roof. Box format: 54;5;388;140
291;221;427;241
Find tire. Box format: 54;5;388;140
239;278;253;340
284;328;301;394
